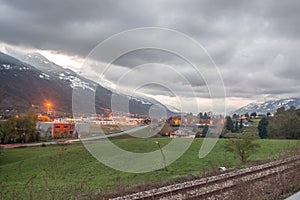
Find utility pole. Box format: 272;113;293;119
155;141;167;171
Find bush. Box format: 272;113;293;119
223;136;260;163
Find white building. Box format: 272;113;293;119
170;128;196;138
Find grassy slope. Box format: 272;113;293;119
0;138;299;199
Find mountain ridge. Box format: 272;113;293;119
233;97;300;115
0;50;175;117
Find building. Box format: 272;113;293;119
36;122;76;138
198;118;213;126
170;128;196;138
93;120;116;125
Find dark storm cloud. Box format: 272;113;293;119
0;0;266;56
0;0;156;55
0;0;300;105
264;0;300;38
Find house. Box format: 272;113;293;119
36;122;76;138
237;118;252;127
170;116;181;127
170;128;196;138
198;118;212;126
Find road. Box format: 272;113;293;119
0;125;150;148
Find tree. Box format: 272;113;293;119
23;108;38;142
267;106;300;139
239;119;243;129
223;136;260;163
284;106;300;139
38;115;51;122
277;107;286;114
203;125;209;136
232;114;239;119
159;122;171;136
250;112;257;118
234;120;239;132
245;112;249;118
225;116;234;132
0;121;7;144
197;112;203;119
5;118;17;143
258;117;268;138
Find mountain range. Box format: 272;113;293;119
233;98;300;115
5;47;298;117
0;49;174;117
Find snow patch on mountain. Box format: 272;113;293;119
62;75;96;91
38;73;50;80
131;97;152;105
233;98;300;115
19;66;29;70
0;64;29;71
5;49;97;93
1;64;12;70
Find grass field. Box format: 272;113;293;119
0;138;299;199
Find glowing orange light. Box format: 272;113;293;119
173;118;180;125
45;102;52;113
108;113;113;120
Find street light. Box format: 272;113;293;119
45;102;52;114
155;141;167;171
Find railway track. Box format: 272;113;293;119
112;155;300;200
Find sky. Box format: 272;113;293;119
0;0;299;113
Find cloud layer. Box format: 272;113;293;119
0;0;299;112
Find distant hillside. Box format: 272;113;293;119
0;51;74;112
0;51;174;116
233;98;300;115
3;49;112;113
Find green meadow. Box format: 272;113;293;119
0;138;299;199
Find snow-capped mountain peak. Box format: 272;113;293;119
5;49;98;92
233;98;300;115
